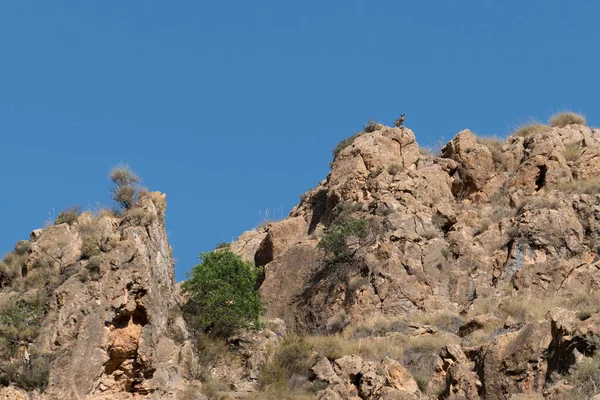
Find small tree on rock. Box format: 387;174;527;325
181;250;263;337
109;165;142;210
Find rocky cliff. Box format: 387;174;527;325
230;119;600;399
0;193;199;399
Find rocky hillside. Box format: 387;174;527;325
2;113;600;400
230;115;600;399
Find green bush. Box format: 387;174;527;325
332;132;363;160
0;295;48;358
54;206;81;226
181;251;263;337
318;218;368;263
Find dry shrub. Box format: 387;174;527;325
558;356;600;399
513;123;552;138
79;221;102;259
491;293;600;324
363;118;383;133
387;163;403;176
0;352;52;391
403;311;465;334
550;112;586;128
563;142;582;162
258;334;315;391
124;207;156;227
349;316;410;339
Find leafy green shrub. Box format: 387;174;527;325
54;206;81;226
109;165;144;210
0;295;48;358
181;250;263;337
332;132;362;160
513;123;552;138
550;112;586;127
318;218;368;263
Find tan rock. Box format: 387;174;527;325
383;359;419;395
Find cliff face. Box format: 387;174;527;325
0;193;197;399
230;122;600;399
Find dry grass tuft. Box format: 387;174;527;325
512;123;552;138
550;112;586;128
563;142;582;162
550;178;600;196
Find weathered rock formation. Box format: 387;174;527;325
230;122;600;399
0;193;199;399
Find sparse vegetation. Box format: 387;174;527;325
78;220;102;259
109;164;144;210
0;295;48;358
363;118;383;133
123;207;155;227
258;334;315;392
332;132;362;160
387;163;403;175
550;178;600;195
550;112;586;128
561;355;600;399
367;166;384;179
181;250;263;337
563;142;582;162
318;218;368;263
0;352;51;391
513;123;552;138
54;206;81;226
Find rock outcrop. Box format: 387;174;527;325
228;121;600;399
1;193;198;399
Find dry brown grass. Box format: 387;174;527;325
513;123;552;138
550;178;600;195
470;292;600;324
550;112;586;128
563;142;582;162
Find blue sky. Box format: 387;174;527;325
1;1;598;281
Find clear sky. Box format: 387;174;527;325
1;1;599;281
